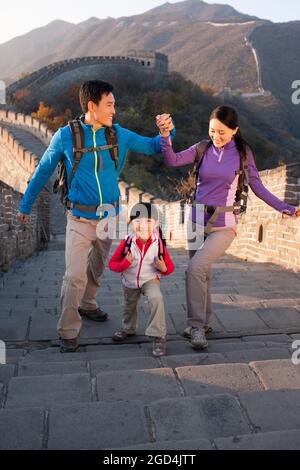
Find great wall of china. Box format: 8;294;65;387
7;51;168;99
0;109;299;272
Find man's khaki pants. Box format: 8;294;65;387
57;212;112;339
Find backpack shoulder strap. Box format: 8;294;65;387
105;125;119;171
186;140;210;204
122;233;134;257
195;139;210;171
155;227;165;260
157;236;165;260
244;148;249;182
69;119;85;185
235;147;250;212
237;147;249;189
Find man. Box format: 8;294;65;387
18;80;175;352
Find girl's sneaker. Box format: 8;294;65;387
152;337;166;357
60;337;79;353
112;330;136;342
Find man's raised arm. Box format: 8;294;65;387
18;129;64;223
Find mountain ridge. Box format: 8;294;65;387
1;0;299;139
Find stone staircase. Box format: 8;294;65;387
1;240;300;450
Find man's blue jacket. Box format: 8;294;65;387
19;119;175;219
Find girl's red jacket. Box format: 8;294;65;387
108;237;175;276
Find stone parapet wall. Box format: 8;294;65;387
0;181;50;270
227;163;300;271
119;161;300;271
0;117;50;270
7;52;168;95
0;109;53;146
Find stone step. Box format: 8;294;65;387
3;358;299;410
17;356;159;377
111;438;213;450
94;360;290;405
3;389;300;450
16;337;292;366
214;428;300;450
4;344;291;378
112;428;300;450
140;389;300;446
19;344;146;363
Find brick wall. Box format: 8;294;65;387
0;109;53;146
7;53;168;96
119;162;300;271
0;118;50;271
227;163;300;271
0;181;50;270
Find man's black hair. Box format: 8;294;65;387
79;80;114;113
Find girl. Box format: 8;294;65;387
157;106;300;350
108;202;175;357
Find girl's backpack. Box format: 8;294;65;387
122;229;165;260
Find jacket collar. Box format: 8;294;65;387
79;114;118;132
212;139;236;152
79;114;101;131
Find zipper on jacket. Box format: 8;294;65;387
136;244;146;289
92;129;103;215
213;145;224;163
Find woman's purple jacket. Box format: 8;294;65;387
161;136;296;228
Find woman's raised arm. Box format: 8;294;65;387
160;135;198;167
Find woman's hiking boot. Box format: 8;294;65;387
190;327;208;350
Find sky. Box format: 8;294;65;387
0;0;299;45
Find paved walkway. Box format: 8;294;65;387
0;124;300;450
1;238;300;450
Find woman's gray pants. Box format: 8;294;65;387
186;228;236;331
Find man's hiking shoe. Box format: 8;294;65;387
60;337;79;353
112;330;136;342
152;337;166;357
183;325;212;338
190;327;208;350
78;307;108;322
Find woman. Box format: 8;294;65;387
156;106;300;350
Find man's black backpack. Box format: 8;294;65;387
53;118;119;207
186;139;250;215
